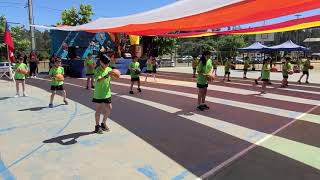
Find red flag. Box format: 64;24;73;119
4;20;14;63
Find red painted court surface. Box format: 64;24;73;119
1;71;320;180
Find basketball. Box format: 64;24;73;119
88;63;95;69
135;69;141;75
271;68;278;72
206;74;215;82
109;69;121;80
18;68;28;75
309;65;314;70
55;74;64;81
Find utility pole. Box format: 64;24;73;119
295;14;302;44
27;0;36;51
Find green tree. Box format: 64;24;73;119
152;37;177;57
0;15;31;60
59;4;94;26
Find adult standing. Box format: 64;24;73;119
29;51;38;78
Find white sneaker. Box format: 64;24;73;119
23;93;28;97
14;93;20;98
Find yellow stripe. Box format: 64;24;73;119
235;21;320;35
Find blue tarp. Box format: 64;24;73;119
267;40;308;52
238;42;268;51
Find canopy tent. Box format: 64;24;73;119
33;0;320;35
238;42;268;51
268;40;308;51
160;14;320;38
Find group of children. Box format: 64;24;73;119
12;50;313;133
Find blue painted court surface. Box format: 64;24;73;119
1;69;320;180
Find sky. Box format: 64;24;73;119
0;0;319;30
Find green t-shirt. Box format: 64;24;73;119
303;60;310;72
109;59;116;67
261;64;270;80
225;61;231;72
146;60;153;71
14;63;28;80
84;58;96;74
49;66;64;86
244;60;250;69
192;59;199;68
129;61;140;78
196;60;212;85
93;66;112;99
282;62;292;76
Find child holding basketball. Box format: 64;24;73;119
14;55;28;97
196;51;213;111
48;58;68;108
84;53;96;89
281;57;292;88
145;56;155;82
243;57;250;79
261;57;271;94
92;53;114;134
298;56;311;84
129;55;141;94
191;56;199;78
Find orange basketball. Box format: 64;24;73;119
19;68;28;75
271;68;278;72
88;63;95;69
55;74;64;81
309;65;314;70
206;74;215;82
109;69;121;80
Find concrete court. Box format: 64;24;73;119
1;67;320;180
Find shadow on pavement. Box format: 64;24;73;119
18;104;64;111
43;131;94;145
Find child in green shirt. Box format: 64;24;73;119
14;55;28;97
298;56;311;84
212;57;218;76
145;56;157;82
261;57;271;94
243;57;250;79
281;57;292;88
191;56;199;78
196;51;212;111
223;58;231;82
129;56;141;94
92;53;113;134
48;58;68;108
84;53;96;89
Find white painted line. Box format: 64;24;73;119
111;81;320;124
122;75;320;106
200;103;320;179
111;87;320;178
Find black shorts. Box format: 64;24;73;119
153;68;157;73
111;67;115;69
86;73;94;76
225;72;230;75
283;75;288;79
214;68;217;70
92;97;112;104
261;79;269;82
303;71;309;75
146;70;153;74
244;69;248;72
51;85;64;91
131;77;140;82
197;83;208;88
15;79;25;81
